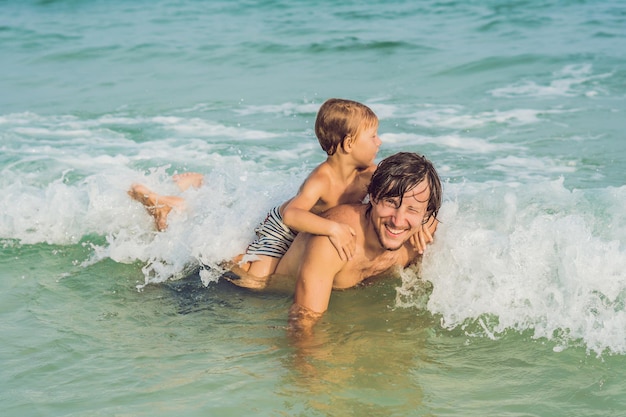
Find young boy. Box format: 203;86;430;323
238;98;382;278
129;98;382;283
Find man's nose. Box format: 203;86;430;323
391;208;408;226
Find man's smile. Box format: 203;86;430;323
384;223;408;237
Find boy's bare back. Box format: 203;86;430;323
289;162;375;216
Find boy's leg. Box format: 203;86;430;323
223;254;281;290
173;172;204;191
242;255;282;280
128;183;185;231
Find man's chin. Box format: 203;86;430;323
380;235;406;251
383;243;404;251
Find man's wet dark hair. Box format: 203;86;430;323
367;152;442;223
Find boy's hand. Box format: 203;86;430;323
410;223;434;254
328;222;357;261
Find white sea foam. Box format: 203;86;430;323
487;156;577;177
93;160;300;287
401;179;626;356
234;101;320;116
5;138;624;356
233;100;400;123
152;116;279;140
0;111;311;180
0;150;300;283
368;101;399;119
1;104;624;356
407;105;568;129
489;63;612;98
381;132;522;154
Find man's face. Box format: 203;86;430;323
370;180;430;251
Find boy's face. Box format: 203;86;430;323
351;124;381;167
369;180;430;251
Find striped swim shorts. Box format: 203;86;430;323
245;206;297;258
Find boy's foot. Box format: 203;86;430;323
173;172;204;191
128;183;184;231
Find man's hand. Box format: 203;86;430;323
409;218;438;254
328;222;357;261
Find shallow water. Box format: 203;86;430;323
1;0;626;415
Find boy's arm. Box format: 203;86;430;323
288;234;345;337
282;175;356;261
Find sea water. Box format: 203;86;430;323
1;0;625;415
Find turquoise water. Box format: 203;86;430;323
1;0;625;415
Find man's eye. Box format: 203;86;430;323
384;199;397;207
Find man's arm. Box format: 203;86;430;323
288;234;345;336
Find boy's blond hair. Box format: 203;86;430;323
315;98;378;155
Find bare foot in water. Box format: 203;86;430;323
128;183;185;231
173;172;204;191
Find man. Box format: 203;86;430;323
128;151;442;335
229;152;442;335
